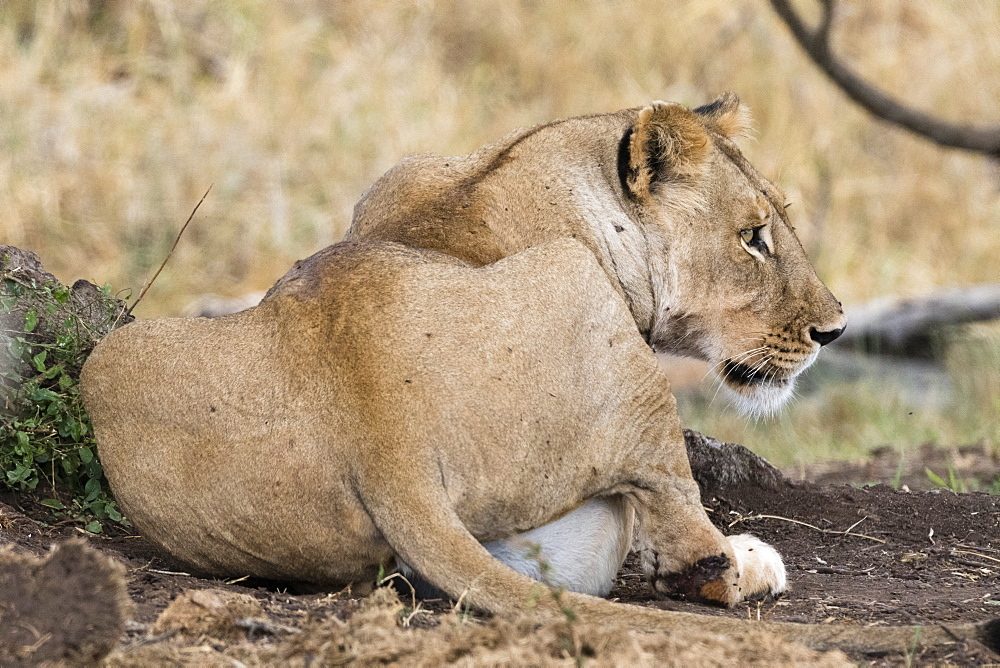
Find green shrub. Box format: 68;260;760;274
1;266;129;532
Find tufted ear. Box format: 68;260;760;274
621;101;711;199
693;92;753;139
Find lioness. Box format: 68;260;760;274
348;94;839;596
81;97;999;652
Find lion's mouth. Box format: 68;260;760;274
718;353;814;417
720;359;790;388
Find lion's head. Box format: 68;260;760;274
619;94;845;416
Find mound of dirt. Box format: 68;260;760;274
0;539;130;666
152;588;266;641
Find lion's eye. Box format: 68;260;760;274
740;226;770;255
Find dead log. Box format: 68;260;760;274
837;284;1000;358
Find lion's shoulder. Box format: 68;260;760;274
348;154;507;267
348;110;638;268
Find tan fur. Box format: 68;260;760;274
694;91;754;139
349;96;848;420
81;98;998;653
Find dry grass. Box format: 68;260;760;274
1;1;997;461
107;585;852;667
2;0;998;314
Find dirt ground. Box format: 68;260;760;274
1;443;998;666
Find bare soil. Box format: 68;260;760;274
1;443;998;666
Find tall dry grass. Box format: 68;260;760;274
1;1;997;461
2;0;998;313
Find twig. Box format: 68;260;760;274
803;566;875;576
402;604;431;627
951;549;1000;565
728;512;887;543
951;558;996;571
452;586;473;617
126;184;213;318
769;0;1000;156
955;542;1000;554
842;516;868;535
378;571;418;611
814;0;834;51
149;568;192;576
129;558;156;574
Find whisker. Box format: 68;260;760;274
708;374;727;410
752;353;774;373
700;346;768;382
730;347;768;363
732;349;770;368
748;355;773;375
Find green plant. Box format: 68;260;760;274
1;273;128;532
922;467;1000;494
924;466;965;493
905;625;924;668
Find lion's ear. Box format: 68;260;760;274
623;101;711;199
693;92;753;139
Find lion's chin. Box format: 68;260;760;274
715;350;820;418
722;377;796;419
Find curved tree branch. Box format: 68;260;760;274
771;0;1000;157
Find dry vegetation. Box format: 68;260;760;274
1;0;998;464
106;586;852;667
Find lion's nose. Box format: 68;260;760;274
809;325;845;346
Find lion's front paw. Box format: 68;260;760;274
644;549;740;606
642;534;786;607
728;533;786;601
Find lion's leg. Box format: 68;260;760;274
628;458;786;606
360;459;582;613
392;453;784;607
396;496;633;598
362;459;990;655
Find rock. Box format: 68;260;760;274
684;429;789;496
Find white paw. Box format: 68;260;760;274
729;533;787;600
